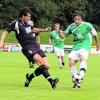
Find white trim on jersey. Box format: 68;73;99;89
15;21;19;34
90;29;97;36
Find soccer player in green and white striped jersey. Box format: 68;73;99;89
59;11;100;88
49;23;65;68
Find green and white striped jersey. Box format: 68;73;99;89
51;30;64;48
64;21;97;51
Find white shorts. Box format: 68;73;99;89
54;47;64;56
68;48;89;60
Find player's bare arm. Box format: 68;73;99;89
94;35;100;51
62;37;66;42
32;27;51;33
0;31;8;48
49;39;53;45
58;30;66;39
49;35;53;45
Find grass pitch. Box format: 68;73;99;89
0;52;100;100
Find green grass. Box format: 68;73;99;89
0;52;100;100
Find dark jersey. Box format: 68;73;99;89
5;19;39;48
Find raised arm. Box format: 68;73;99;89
58;30;66;39
62;37;66;43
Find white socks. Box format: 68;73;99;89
70;66;77;76
79;61;87;78
58;58;63;67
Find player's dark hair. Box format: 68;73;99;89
72;10;84;19
19;7;32;18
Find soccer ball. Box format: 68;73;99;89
72;73;82;83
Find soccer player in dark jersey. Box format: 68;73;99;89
22;44;35;68
22;32;40;68
22;20;40;68
21;20;36;68
0;7;59;89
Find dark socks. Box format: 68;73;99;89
28;66;43;79
62;62;65;66
40;65;53;84
80;68;86;72
28;65;53;84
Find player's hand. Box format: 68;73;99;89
58;30;63;34
96;43;100;51
46;27;51;32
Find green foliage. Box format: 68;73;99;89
86;0;100;26
38;18;53;28
0;0;100;29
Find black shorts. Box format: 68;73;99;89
22;48;33;62
22;44;46;58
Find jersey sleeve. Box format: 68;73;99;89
5;21;16;32
64;24;72;36
88;23;97;36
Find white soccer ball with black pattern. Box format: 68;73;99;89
72;74;81;83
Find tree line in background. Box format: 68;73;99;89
0;0;100;30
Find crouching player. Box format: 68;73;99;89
0;7;59;89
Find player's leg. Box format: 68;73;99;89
54;47;63;68
36;50;59;88
41;56;59;88
72;49;89;88
60;48;65;67
69;58;81;88
58;56;63;68
79;49;89;80
68;51;78;76
69;59;77;77
68;51;80;88
80;58;87;79
25;49;59;89
61;56;64;66
22;49;34;68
